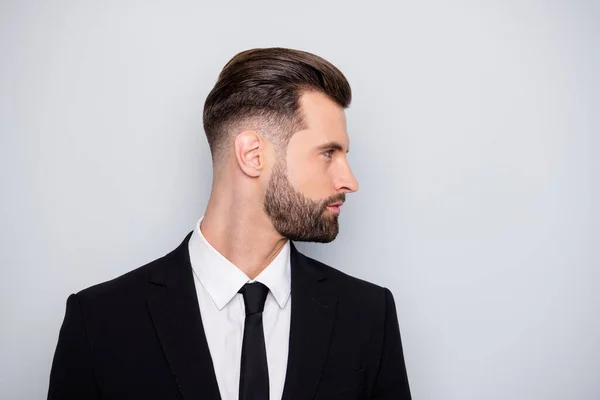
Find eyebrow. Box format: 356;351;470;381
315;141;350;153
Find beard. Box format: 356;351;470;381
264;160;345;243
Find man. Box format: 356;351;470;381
48;47;411;399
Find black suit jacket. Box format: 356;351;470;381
48;232;411;399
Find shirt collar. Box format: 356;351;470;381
188;217;291;310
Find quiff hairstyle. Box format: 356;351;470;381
202;47;352;161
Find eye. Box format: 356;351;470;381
322;149;334;158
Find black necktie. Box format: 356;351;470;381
238;282;270;400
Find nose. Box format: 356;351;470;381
334;161;359;194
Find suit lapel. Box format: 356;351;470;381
282;243;338;400
146;232;221;400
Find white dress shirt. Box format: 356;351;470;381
188;217;291;400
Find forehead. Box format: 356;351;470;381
295;91;349;147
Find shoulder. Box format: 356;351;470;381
297;250;392;308
75;256;162;302
73;232;192;306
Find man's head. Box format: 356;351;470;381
203;48;358;243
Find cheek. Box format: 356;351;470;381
286;158;332;199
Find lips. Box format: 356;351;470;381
326;202;344;214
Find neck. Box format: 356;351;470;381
200;189;288;280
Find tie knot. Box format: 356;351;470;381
239;282;269;315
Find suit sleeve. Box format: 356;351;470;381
372;288;412;399
48;293;99;399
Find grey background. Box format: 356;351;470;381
1;1;598;399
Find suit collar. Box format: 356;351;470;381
147;231;193;288
147;231;221;400
281;242;338;399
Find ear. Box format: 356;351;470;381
234;130;264;177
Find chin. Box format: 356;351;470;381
283;230;339;243
311;236;337;244
300;229;339;244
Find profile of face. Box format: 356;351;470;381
264;91;359;243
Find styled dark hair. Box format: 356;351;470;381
202;47;351;160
